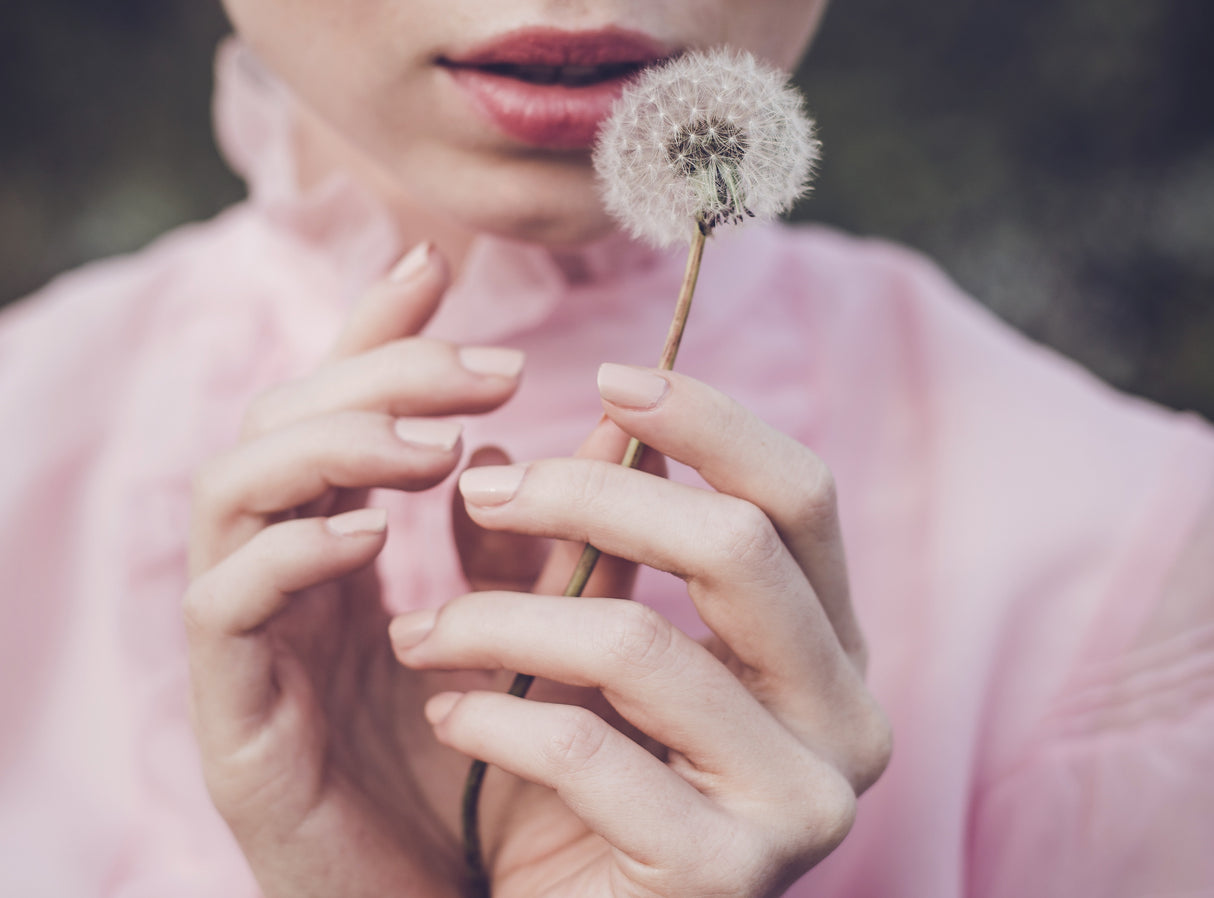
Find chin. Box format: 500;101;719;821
423;154;622;247
471;204;619;246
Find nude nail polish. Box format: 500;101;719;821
459;465;526;506
597;363;669;409
393;418;462;451
425;692;461;725
326;507;388;536
389;241;432;283
459;346;525;378
389;610;436;651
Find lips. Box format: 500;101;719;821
440;28;675;149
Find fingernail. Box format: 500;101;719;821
394;418;462;451
389;241;433;283
425;692;462;725
389;609;437;651
597;363;669;409
459;346;525;379
326;507;388;536
459;465;526;506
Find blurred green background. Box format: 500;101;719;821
2;1;1212;417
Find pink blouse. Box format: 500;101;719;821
2;42;1212;896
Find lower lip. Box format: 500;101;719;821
445;67;636;150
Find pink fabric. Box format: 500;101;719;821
3;41;1213;896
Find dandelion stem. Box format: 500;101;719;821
657;224;708;371
459;224;709;897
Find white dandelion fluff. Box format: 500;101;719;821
594;47;820;247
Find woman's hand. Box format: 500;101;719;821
391;365;892;898
183;243;530;897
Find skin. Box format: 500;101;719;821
188;1;891;895
219;0;830;259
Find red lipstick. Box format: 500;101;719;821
440;28;675;149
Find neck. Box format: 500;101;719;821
289;97;480;273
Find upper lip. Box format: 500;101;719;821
440;26;676;74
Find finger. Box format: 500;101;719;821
450;420;665;598
423;689;727;871
531;416;666;599
454;456;874;768
328;241;447;360
457;458;843;683
184;509;387;751
596;364;864;667
392;594;794;787
453;446;550;592
191;411;462;572
242;339;525;438
457;458;891;790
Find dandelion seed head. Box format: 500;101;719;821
594;47;820;247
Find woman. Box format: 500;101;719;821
1;1;1211;895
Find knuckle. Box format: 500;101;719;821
813;768;859;852
542;706;610;773
189;456;247;537
565;459;615;512
693;823;787;898
708;498;785;573
180;576;218;638
782;759;857;859
599;602;677;679
850;701;894;794
189;454;227;511
789;459;839;534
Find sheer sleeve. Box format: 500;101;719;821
968;490;1214;897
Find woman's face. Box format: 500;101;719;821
222;0;828;246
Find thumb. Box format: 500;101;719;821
327;241;449;360
531;416;668;599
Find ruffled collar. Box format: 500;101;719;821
210;39;670;344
